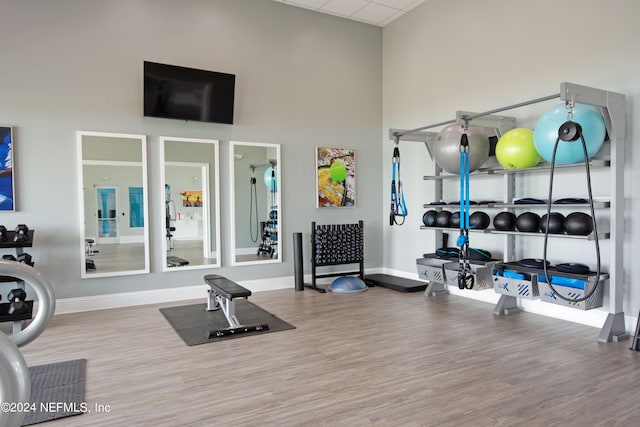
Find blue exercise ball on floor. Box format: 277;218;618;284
533;103;607;165
329;276;368;293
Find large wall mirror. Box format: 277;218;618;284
230;141;281;266
160;136;221;271
77;131;150;278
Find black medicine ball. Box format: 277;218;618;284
469;211;490;229
450;211;461;228
435;210;452;227
540;212;565;234
516;212;540;233
564;212;593;235
493;211;517;231
422;210;438;227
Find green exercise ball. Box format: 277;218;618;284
495;128;540;169
329;160;347;183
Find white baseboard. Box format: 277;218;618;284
53;269;387;314
54;276;293;315
54;267;637;336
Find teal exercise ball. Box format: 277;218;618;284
434;125;490;174
533;103;606;165
264;166;277;192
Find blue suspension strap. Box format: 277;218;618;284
390;138;408;226
457;128;474;289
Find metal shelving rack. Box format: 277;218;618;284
390;82;627;343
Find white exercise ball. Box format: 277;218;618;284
433;125;491;174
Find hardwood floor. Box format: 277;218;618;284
20;286;640;426
87;241;217;274
85;243;146;274
167;240;217;268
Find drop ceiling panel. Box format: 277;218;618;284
273;0;426;26
321;0;369;17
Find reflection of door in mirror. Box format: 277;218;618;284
230;141;281;266
96;187;117;241
161;137;220;271
78;131;150;278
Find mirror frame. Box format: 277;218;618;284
159;136;221;271
229;141;282;266
77;130;150;278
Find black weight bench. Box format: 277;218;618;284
204;274;269;338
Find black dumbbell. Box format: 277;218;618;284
7;288;29;316
7;288;27;302
13;224;29;243
7;288;28;316
17;252;33;266
2;254;16;261
8;300;28;315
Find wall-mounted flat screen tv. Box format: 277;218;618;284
144;61;235;124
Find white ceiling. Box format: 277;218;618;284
273;0;426;27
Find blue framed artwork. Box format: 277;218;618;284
0;126;14;211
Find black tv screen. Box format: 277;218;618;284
144;61;235;124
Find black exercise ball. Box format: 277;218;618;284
422;210;438;227
450;211;461;228
469;211;490;229
516;212;540;232
493;211;517;231
540;212;565;234
435;210;452;227
564;212;593;235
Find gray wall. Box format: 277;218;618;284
0;0;382;298
382;0;640;320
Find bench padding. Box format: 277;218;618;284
205;274;252;300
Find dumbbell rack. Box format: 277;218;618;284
310;220;364;290
0;228;35;334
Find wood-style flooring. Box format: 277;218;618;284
86;241;217;275
20;286;640;426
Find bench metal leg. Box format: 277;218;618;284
218;295;242;329
206;290;219;312
205;293;269;338
204;278;270;339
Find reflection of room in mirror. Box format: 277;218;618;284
78;131;150;278
85;242;146;274
161;137;220;271
168;240;216;267
230;141;281;266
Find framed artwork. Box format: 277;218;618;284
181;190;203;207
316;147;355;208
0;126;14;211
